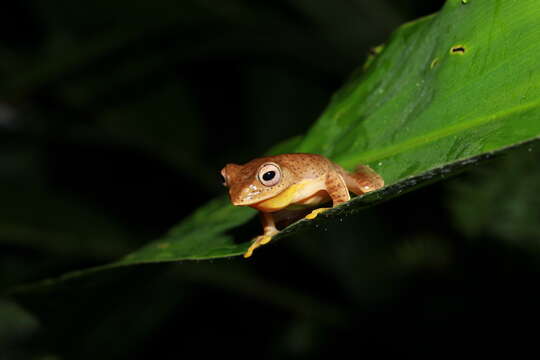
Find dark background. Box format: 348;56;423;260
2;0;540;358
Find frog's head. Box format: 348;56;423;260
221;156;294;207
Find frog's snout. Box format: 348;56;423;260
229;184;263;206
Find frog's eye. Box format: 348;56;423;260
258;163;281;187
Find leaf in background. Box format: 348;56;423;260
448;145;540;250
96;84;215;190
0;299;39;358
10;0;540;290
0;141;134;289
0;185;132;259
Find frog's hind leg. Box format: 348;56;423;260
342;164;384;195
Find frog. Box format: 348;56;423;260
220;153;384;258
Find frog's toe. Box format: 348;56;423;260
259;235;272;245
304;207;331;220
243;235;273;258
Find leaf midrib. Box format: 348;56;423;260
339;95;540;167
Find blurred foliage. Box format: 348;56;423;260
449;145;540;250
2;0;540;359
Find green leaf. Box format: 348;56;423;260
9;0;540;291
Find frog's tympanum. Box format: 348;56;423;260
221;153;384;258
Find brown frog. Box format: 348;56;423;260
221;153;384;258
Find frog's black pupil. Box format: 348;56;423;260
262;171;275;181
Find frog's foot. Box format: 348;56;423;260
244;235;273;258
304;207;331;220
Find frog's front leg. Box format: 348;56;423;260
305;172;350;220
244;212;279;258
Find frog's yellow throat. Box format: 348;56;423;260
252;179;327;212
253;182;304;212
